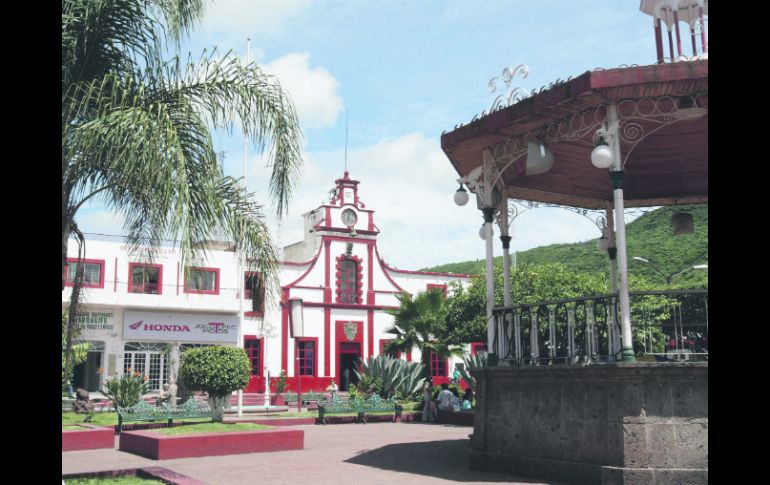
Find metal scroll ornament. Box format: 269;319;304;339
487;64;530;113
344;321;358;341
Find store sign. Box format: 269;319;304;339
123;311;239;343
74;310;116;333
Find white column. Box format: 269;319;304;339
605;205;621;357
482;150;496;356
607;104;635;362
498;199;512;361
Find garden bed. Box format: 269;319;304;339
62;466;204;485
62;424;115;452
315;412;420;425
119;426;304;459
436;409;475;426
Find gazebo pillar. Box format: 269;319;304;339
606;104;635;362
605;204;621;357
498;198;512;308
482;150;497;357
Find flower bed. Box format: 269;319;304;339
62;424;115;452
119;428;304;460
62;466;205;485
314;411;420;425
436;409;475;426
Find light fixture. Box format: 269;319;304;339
672;212;694;235
479;224;492;240
288;298;304;338
591;137;614;169
454;183;469;206
596;236;610;251
525;141;554;175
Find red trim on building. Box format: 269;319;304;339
281;288;289;373
64;258;106;289
374;245;408;293
183;266;220;295
324;307;331;376
367;310;374;358
284;242;322;288
427;283;448;298
303;302;397;311
379;339;402;359
128;262;163;295
336;320;363;382
325;206;331;227
471;342;488;355
291;285;323;291
321;235;377;245
368;212;374;232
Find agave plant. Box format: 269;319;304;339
354;355;427;400
458;351;488;390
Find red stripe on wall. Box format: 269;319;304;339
281;288;289;373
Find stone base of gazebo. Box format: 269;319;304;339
469;363;707;485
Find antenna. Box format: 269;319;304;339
344;110;348;173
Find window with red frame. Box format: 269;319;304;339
244;272;264;315
64;259;104;288
129;263;162;294
426;283;448;298
297;340;315;376
184;267;219;294
339;259;358;303
244;338;262;377
430;352;447;377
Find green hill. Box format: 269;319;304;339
422;205;708;288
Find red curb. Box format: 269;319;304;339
62;425;115;451
119;428;304;460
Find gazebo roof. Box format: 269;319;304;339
441;60;708;209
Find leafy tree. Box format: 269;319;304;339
61;313;90;394
421;204;708;290
61;0;303;380
179;346;251;422
384;289;465;380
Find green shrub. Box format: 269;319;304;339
102;372;151;409
180;346;250;422
275;370;288;393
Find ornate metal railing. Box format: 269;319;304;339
490;289;708;366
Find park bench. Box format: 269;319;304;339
317;393;401;424
116;397;213;433
285;391;326;409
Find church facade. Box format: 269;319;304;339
63;172;475;394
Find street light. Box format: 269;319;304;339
632;257;708;286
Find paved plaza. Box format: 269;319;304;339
62;422;559;484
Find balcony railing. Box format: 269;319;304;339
490;289;708;366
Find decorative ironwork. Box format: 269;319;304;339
490;289;708;366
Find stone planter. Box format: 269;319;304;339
119;428;304;460
62;424;115;452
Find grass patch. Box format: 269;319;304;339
62;412;211;428
153;422;272;435
63;477;165;485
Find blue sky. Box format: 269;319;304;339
77;0;660;270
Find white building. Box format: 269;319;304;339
63;172;476;394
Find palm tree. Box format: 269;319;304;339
384;289;464;381
61;0;303;382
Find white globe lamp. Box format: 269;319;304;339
454;184;469;206
591;140;614;169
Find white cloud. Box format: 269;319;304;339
200;0;314;38
261;53;343;129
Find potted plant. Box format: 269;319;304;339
272;370;287;405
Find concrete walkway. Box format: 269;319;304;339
62;422;560;484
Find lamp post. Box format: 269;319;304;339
288;298;304;413
632;257;708;286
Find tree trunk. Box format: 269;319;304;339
63;265;84;391
208;395;227;422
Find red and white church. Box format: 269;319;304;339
243;171;476;393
